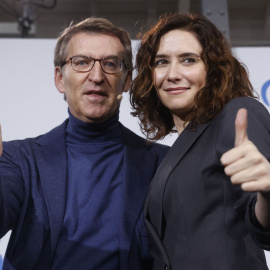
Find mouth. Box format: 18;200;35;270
165;87;190;94
84;90;107;98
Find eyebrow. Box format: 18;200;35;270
155;52;201;58
71;54;124;60
102;54;124;59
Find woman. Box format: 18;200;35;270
130;13;270;270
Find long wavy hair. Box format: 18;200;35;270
130;13;256;141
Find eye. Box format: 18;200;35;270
103;59;117;68
154;59;169;67
181;57;199;65
73;57;91;66
78;61;87;66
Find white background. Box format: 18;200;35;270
0;39;270;267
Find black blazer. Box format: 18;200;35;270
145;97;270;270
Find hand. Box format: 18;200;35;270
0;124;2;157
220;108;270;192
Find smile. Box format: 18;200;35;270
165;87;190;94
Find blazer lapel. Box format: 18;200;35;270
119;126;158;269
32;120;68;259
145;122;211;236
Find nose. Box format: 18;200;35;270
87;61;105;84
167;61;181;83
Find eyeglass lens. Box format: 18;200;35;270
71;56;123;74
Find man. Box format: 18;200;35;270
0;18;169;270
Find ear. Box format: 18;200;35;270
54;66;66;94
123;71;132;93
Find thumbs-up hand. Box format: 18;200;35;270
220;108;270;192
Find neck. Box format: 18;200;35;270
66;110;122;143
173;114;186;135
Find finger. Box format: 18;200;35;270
223;144;261;174
241;179;270;192
221;140;257;166
235;108;248;147
229;160;267;184
0;124;2;157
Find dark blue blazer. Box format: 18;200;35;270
145;97;270;270
0;119;169;270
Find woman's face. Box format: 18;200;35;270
153;29;207;119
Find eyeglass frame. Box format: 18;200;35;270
62;55;126;75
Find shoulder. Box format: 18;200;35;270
120;123;170;156
3;119;68;150
214;97;270;157
220;97;269;118
213;97;270;132
147;141;170;158
1;120;68;168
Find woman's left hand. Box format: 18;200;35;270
220;108;270;192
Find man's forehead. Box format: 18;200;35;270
67;32;125;57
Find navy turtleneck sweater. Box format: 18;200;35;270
52;111;125;270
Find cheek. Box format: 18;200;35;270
154;70;166;89
198;66;207;84
119;77;127;90
198;71;207;87
189;69;207;88
110;76;126;92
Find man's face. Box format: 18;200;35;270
55;32;131;123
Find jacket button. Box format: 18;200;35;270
165;266;168;270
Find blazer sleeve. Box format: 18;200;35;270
214;97;270;250
0;140;24;237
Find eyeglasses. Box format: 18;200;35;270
63;55;125;74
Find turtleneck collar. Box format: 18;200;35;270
66;110;123;144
